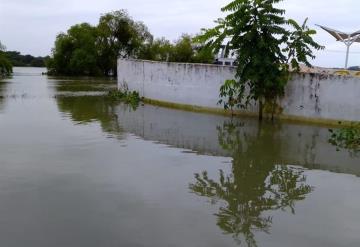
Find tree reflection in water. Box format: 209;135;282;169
56;96;126;139
189;121;313;247
0;80;8;111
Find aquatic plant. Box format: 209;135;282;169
107;89;141;108
329;123;360;155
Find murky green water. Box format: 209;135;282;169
0;67;360;247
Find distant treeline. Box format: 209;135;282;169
47;10;214;77
5;51;48;67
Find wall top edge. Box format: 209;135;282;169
118;58;360;79
118;58;237;69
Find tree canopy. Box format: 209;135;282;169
138;34;214;63
47;10;216;76
47;10;153;76
197;0;323;120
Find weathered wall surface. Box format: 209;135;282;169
118;59;360;122
281;73;360;122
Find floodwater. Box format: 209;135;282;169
0;67;360;247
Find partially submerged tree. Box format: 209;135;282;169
0;41;12;77
49;23;99;76
197;0;323;120
47;9;217;76
47;10;153;76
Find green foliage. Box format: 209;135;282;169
4;51;48;67
329;123;360;155
48;23;100;76
0;41;13;76
192;45;214;64
138;37;173;61
47;10;217;76
284;18;324;71
47;10;152;76
97;10;153;76
107;89;141;108
169;34;194;62
197;0;323;120
138;34;215;63
218;79;242;113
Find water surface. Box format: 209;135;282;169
0;67;359;247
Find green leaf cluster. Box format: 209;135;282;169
197;0;324;119
107;89;141;109
329;123;360;155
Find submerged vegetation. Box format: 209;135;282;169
47;10;214;77
0;41;12;76
197;0;323;120
107;89;141;108
329;123;360;155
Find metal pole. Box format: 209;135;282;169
345;44;350;69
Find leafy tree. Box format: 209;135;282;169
48;23;99;76
138;34;215;63
197;0;323;120
138;37;173;61
47;10;217;76
192;44;214;64
47;10;153;76
169;34;194;62
97;10;153;76
0;41;12;76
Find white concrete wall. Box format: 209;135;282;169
118;59;360;122
281;73;360;122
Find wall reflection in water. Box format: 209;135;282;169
54;91;360;246
189;121;313;246
55;95;360;177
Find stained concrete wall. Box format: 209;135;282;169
118;59;360;122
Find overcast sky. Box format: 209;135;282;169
0;0;359;68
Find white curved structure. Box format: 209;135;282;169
317;25;360;69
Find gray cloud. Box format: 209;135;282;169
0;0;359;67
